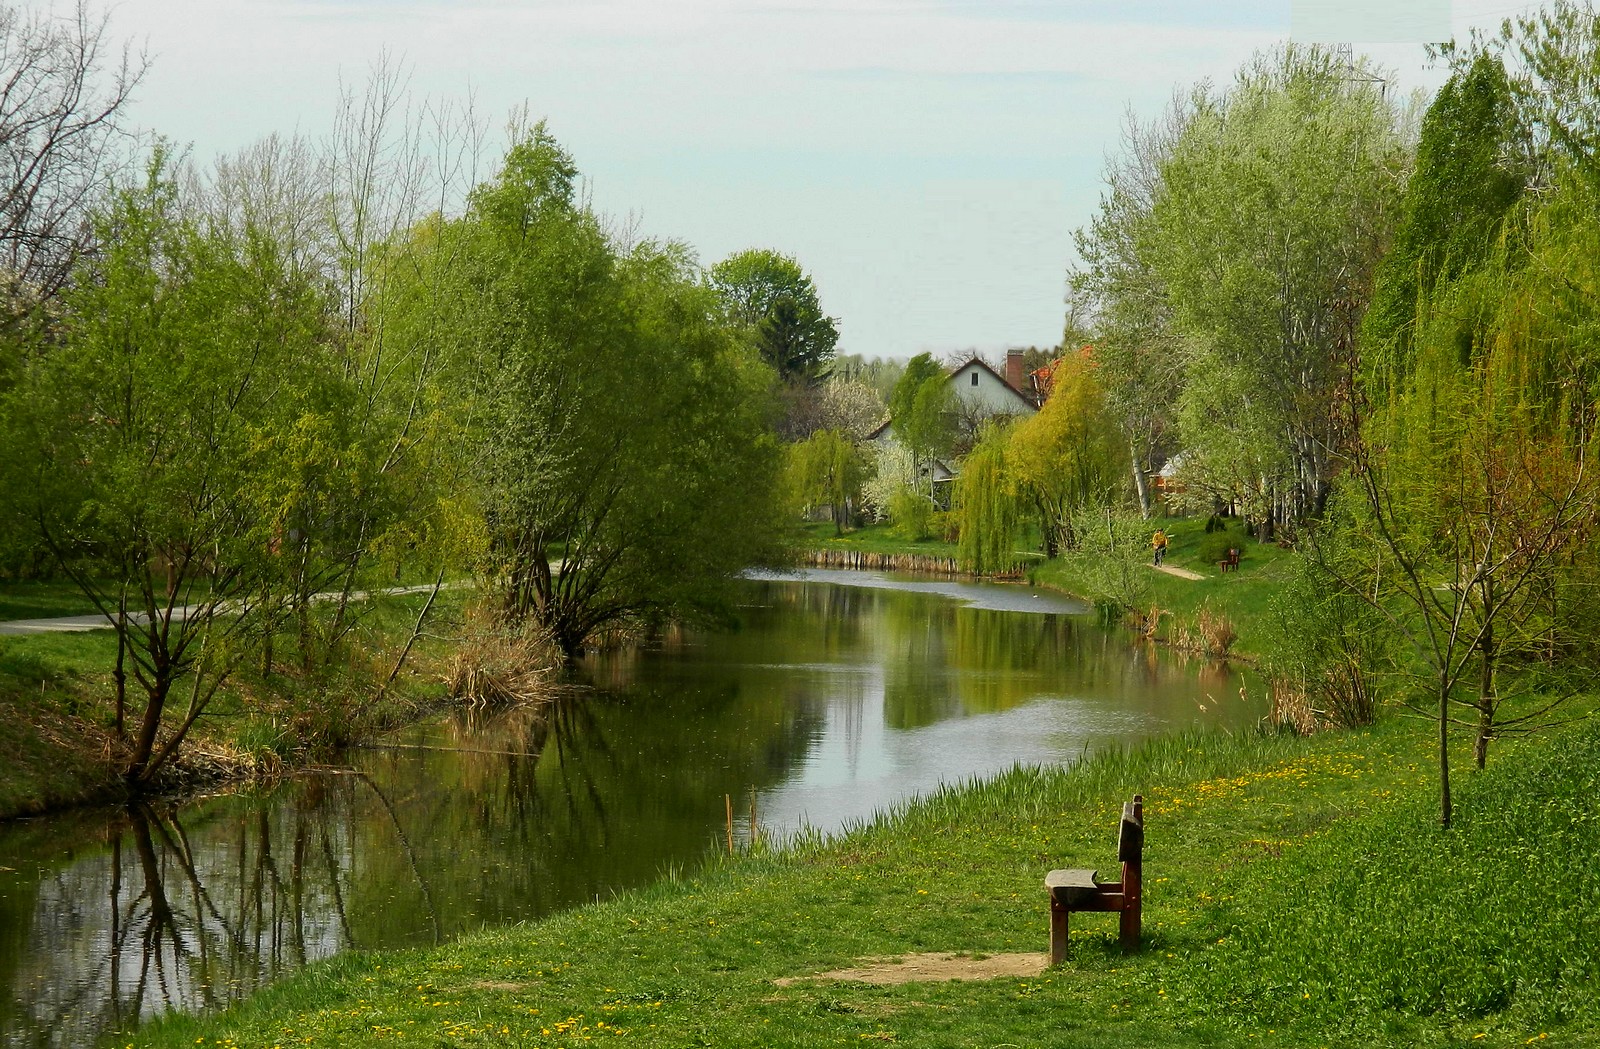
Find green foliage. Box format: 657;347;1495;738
887;487;936;542
1118;45;1407;528
953;422;1019;574
788;429;864;535
1330;168;1600;822
1362;52;1525;392
709;247;839;384
1259;542;1386;729
436;128;789;656
1059;505;1153;615
1007;350;1124;554
887;352;954;483
0;148;341;783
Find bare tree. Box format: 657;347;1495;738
0;1;144;312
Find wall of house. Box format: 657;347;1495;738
951;361;1033;416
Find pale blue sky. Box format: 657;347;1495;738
96;0;1537;358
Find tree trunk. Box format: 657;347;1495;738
1438;681;1453;828
124;673;172;786
1130;437;1151;518
1476;593;1495;770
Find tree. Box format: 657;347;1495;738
1006;349;1125;555
710;248;839;384
0;1;144;313
1361;52;1525;386
1330;180;1600;827
815;377;887;443
888;352;954;494
954;422;1019;575
1070;97;1192;517
1;150;334;785
790;429;864;535
442;127;788;657
1145;45;1408;533
1466;0;1600;192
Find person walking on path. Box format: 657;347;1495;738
1152;529;1168;565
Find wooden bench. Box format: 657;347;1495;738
1044;795;1143;962
1217;547;1241;573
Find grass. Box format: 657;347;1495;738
125;706;1600;1048
0;576;104;620
798;519;963;558
1029;515;1296;660
0;586;469;819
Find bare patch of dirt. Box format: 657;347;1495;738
774;952;1050;986
469;981;535;992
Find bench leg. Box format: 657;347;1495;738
1119;862;1142;953
1049;896;1069;964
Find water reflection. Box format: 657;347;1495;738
0;574;1260;1047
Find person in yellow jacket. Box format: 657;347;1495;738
1152;529;1168;565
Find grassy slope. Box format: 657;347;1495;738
129;710;1599;1049
0;590;461;819
0;578;104;620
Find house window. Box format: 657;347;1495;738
970;372;979;386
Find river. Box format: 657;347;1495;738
0;570;1262;1047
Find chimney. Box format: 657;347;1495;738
1005;348;1025;392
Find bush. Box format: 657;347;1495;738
1260;552;1383;728
888;487;936;541
1196;526;1245;565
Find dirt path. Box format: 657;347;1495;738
774;953;1050;986
1152;563;1206;581
0;583;454;636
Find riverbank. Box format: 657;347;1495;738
0;587;486;820
803;517;1292;660
127;707;1599;1048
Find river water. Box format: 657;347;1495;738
0;570;1261;1047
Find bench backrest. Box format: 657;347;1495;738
1117;795;1144;864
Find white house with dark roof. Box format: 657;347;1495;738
949;352;1039;418
865;351;1039;506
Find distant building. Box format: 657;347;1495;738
866;350;1040;505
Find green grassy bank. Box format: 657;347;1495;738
804;516;1290;659
0;589;465;819
129;709;1599;1048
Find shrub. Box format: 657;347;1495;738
888;487;936;541
1196;526;1245;565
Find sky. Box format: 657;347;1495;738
83;0;1543;359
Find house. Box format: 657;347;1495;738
866;350;1040;506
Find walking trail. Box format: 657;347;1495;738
1152;562;1206;581
0;583;448;636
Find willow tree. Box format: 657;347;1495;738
1361;51;1525;389
1005;349;1123;555
1338;180;1600;827
790;429;864;535
954;422;1019;575
888;351;954;497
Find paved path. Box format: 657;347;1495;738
1151;562;1207;581
0;583;448;636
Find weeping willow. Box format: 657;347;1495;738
1355;174;1600;828
955;422;1019;575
